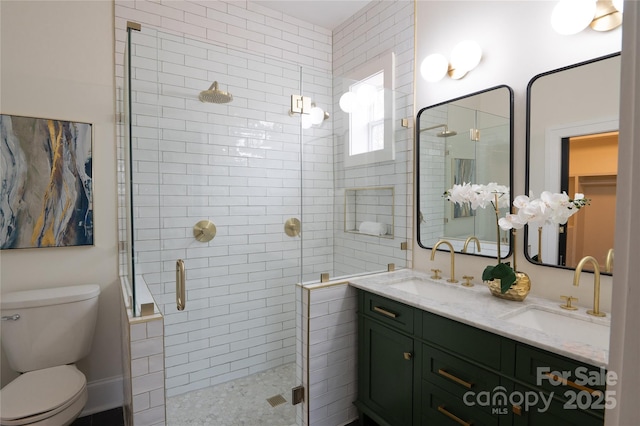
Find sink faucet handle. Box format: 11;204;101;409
461;275;474;287
560;295;578;310
431;269;442;280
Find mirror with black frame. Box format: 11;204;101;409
417;85;513;259
525;53;620;275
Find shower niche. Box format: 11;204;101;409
344;186;394;238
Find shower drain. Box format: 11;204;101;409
266;394;287;407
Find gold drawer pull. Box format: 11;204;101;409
373;306;398;318
513;405;522;416
438;369;474;389
437;405;473;426
403;352;413;360
544;372;601;395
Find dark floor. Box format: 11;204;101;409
70;407;124;426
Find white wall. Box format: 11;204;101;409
0;0;123;413
414;1;621;310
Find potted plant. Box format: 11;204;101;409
446;184;589;300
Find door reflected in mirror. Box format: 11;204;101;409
526;53;620;275
417;85;513;259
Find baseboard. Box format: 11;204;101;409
81;375;124;416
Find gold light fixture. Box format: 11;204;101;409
420;40;482;82
551;0;623;35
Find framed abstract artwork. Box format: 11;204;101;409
0;114;93;249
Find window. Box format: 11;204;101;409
342;52;395;167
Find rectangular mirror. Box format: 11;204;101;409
525;53;620;275
417;85;513;258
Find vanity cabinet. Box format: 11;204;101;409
355;290;606;426
356;292;417;426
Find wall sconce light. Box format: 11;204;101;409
551;0;623;35
339;81;381;113
289;102;328;129
420;40;482;82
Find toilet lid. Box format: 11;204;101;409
0;365;86;421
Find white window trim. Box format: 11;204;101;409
343;51;395;168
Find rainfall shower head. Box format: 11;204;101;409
199;81;233;104
436;127;457;137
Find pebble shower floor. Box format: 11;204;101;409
166;363;296;426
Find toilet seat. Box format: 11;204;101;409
0;365;87;426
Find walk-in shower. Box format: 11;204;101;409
120;24;410;425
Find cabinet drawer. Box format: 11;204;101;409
512;384;604;426
363;291;415;334
422;344;501;413
422;311;502;370
421;382;501;426
515;345;607;401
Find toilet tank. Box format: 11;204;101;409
1;284;100;373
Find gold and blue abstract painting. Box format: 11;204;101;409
0;114;93;249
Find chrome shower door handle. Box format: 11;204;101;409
176;259;186;311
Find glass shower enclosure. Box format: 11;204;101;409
121;24;409;425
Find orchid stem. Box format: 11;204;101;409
494;193;501;262
538;226;542;263
512;229;517;272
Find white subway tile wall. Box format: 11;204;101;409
419;105;447;246
332;0;414;277
120;291;166;426
305;284;358;426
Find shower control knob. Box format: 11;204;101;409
193;220;216;242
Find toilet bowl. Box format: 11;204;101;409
0;285;100;426
0;365;87;426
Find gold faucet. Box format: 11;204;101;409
573;255;606;317
462;236;481;253
605;248;614;273
430;240;458;283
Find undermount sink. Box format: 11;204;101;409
388;277;462;302
502;306;610;350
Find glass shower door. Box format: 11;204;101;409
127;27;304;425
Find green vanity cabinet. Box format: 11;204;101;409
510;383;605;426
356;292;418;426
355;289;606;426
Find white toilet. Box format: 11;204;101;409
0;284;100;426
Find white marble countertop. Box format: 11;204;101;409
348;269;610;368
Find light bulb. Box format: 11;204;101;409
339;92;357;113
450;41;482;73
420;53;449;82
301;114;312;129
551;0;597;35
309;106;325;125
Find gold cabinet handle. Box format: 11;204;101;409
438;369;474;389
544;372;601;395
403;352;412;360
176;259;186;311
437;405;473;426
513;405;522;416
373;306;398;318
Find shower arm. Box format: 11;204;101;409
419;123;449;133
